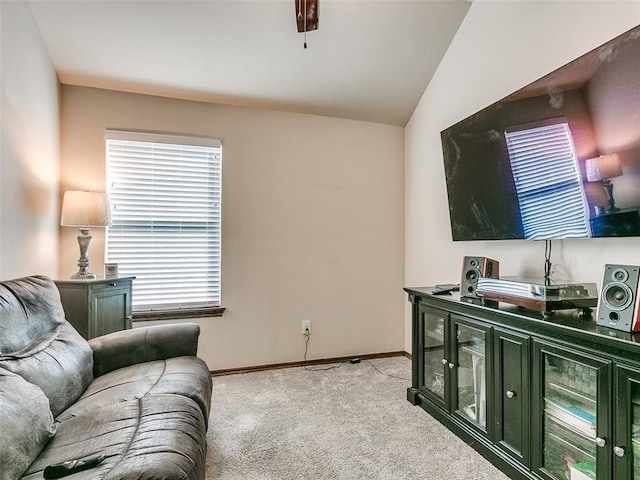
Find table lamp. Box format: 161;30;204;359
586;153;623;214
61;190;112;279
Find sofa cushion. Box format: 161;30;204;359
0;275;65;357
57;356;212;424
0;322;93;417
21;394;206;480
0;369;57;480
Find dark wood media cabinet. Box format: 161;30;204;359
405;286;640;480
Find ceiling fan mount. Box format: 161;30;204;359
295;0;319;49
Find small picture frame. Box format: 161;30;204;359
104;263;119;278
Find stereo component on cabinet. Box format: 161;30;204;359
55;276;135;339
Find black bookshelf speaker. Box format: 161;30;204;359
460;256;499;298
597;264;640;332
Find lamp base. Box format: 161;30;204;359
71;228;96;280
603;179;620;214
71;270;97;280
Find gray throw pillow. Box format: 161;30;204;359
0;369;57;480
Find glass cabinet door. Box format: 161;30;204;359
533;343;611;480
419;305;447;408
614;366;640;480
452;319;489;431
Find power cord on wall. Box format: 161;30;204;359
303;333;342;371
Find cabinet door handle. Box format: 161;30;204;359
109;283;117;287
441;358;448;365
595;437;607;448
613;446;626;457
505;390;516;399
448;362;455;370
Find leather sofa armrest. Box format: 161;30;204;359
88;323;201;377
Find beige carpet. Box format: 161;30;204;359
205;356;509;480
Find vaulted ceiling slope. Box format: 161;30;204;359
27;0;471;126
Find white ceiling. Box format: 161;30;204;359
27;0;471;126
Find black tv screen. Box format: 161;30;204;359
441;24;640;241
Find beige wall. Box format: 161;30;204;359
60;86;405;370
405;1;640;351
0;1;60;279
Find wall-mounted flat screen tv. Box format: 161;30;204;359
441;24;640;241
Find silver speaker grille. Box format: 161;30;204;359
602;282;633;311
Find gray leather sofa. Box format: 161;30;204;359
0;275;212;480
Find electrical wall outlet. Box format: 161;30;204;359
301;320;311;336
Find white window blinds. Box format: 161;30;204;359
105;130;222;311
505;122;590;239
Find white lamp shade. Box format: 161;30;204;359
585;153;623;182
61;191;112;227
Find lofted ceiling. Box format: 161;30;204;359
27;0;471;127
